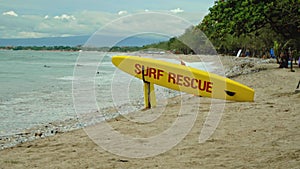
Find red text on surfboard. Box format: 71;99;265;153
135;64;164;80
134;63;213;93
168;72;212;93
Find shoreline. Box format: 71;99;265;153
0;56;281;150
1;56;299;168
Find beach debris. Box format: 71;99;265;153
0;117;83;150
225;58;271;78
117;159;129;163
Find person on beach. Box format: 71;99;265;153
279;52;284;67
270;48;275;58
292;50;298;65
293;50;300;67
245;49;250;57
279;51;288;68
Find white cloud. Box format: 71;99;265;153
53;14;76;21
0;10;202;39
2;10;18;17
170;8;184;14
118;10;128;15
34;11;117;38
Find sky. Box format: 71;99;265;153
0;0;215;39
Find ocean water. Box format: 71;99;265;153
0;50;215;136
0;50;80;135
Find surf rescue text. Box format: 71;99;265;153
134;63;213;93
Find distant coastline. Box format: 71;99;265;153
0;45;145;52
0;46;82;52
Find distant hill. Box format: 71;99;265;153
0;36;89;47
0;35;168;47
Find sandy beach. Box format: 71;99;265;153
1;56;299;169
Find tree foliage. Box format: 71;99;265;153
198;0;300;54
144;37;194;54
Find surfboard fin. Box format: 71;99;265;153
225;90;236;96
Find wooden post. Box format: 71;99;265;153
142;67;156;109
143;82;156;109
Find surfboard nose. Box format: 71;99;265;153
112;55;128;67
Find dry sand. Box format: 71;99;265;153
1;57;300;169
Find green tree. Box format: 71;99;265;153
198;0;300;53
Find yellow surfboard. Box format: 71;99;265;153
112;55;254;102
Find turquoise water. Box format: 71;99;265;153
0;50;213;136
0;50;80;135
0;50;160;135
